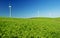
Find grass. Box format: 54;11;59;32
0;17;60;38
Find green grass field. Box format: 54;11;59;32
0;17;60;38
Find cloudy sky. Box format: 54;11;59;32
0;0;60;18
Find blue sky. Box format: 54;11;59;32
0;0;60;18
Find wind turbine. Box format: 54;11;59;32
37;10;39;17
9;0;12;17
49;12;52;17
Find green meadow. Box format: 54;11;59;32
0;17;60;38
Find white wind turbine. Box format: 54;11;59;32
9;1;12;17
49;12;52;17
37;10;39;17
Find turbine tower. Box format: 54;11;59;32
49;12;52;17
37;10;39;17
9;0;12;17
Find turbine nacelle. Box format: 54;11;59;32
9;5;12;7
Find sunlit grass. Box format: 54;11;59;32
0;17;60;38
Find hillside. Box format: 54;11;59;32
0;17;60;38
